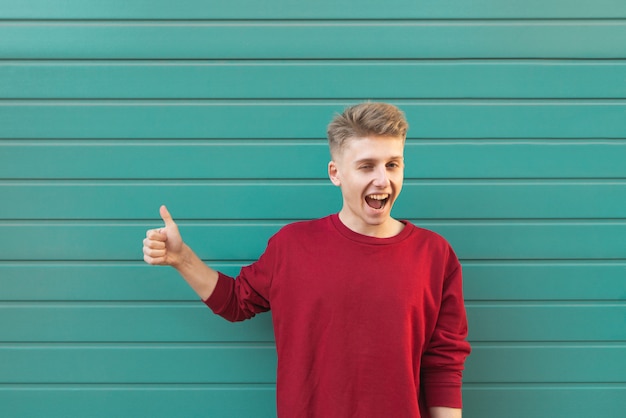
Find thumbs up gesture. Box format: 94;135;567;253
143;205;184;267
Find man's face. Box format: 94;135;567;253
328;135;405;237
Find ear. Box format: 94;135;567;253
328;161;341;186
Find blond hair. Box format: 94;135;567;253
327;102;409;157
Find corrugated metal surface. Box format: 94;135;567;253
0;1;625;417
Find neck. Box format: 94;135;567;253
338;211;405;238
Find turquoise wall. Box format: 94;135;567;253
1;1;625;417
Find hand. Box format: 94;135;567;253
143;205;185;267
429;407;462;418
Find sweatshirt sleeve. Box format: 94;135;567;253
203;236;276;322
420;248;471;409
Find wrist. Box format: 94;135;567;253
171;243;193;270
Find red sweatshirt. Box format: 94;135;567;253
205;214;470;418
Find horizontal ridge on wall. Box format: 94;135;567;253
0;386;277;418
2;101;626;138
2;140;626;179
0;385;624;418
1;222;626;260
0;343;623;380
2;181;626;219
1;261;625;301
1;21;626;59
2;0;626;19
464;385;626;418
2;61;626;99
0;306;624;341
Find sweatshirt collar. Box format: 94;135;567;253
329;213;413;245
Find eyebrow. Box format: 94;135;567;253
354;156;404;164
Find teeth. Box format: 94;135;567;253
367;194;389;200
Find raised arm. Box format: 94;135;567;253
143;205;219;300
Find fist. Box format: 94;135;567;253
143;205;184;266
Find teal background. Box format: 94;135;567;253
1;1;625;417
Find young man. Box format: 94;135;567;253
143;102;471;418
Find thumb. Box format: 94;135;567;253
160;205;176;228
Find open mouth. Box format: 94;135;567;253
365;194;389;210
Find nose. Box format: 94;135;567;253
372;166;390;187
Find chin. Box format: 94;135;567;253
364;210;392;225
